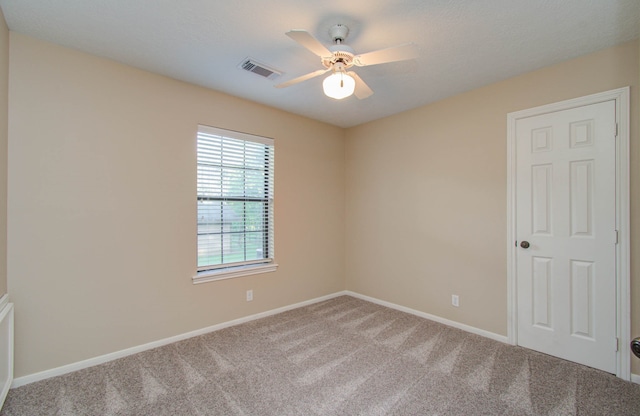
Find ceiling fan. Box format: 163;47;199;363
275;24;418;100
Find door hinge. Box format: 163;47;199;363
614;230;619;245
615;123;618;137
615;337;619;352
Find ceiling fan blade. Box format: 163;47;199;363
275;68;331;89
353;42;418;67
350;72;374;99
286;30;332;58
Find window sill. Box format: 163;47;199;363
193;262;278;284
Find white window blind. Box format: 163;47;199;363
197;125;274;273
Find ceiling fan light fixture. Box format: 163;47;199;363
323;71;355;99
279;25;417;100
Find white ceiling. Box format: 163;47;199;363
0;0;638;128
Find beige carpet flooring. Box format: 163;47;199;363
2;295;639;415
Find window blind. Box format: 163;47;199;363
197;125;274;272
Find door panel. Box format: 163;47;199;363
515;100;616;373
531;256;552;328
570;160;594;236
532;164;552;235
570;260;594;339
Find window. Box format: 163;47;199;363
194;125;276;283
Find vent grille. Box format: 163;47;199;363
238;58;282;80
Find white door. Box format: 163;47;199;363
515;100;617;373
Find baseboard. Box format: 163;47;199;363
345;291;509;344
0;295;14;408
632;373;640;385
12;291;348;388
26;289;628;388
11;290;511;387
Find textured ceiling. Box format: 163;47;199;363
0;0;638;128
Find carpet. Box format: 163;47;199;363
2;295;639;415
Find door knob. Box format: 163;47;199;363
520;241;530;249
631;337;640;358
632;337;640;359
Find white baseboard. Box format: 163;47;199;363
12;291;348;388
346;292;640;383
345;291;509;344
0;295;13;408
18;289;632;388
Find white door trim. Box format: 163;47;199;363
506;87;630;380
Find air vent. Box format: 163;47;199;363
238;58;282;80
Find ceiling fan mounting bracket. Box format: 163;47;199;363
329;24;349;43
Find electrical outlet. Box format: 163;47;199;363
452;294;459;307
246;290;253;302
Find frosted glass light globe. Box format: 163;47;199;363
323;72;355;99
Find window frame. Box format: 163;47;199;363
193;125;277;284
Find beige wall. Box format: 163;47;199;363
345;41;639;372
7;33;345;378
0;8;8;297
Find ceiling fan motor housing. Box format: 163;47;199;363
323;45;355;69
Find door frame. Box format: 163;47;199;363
506;87;630;380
